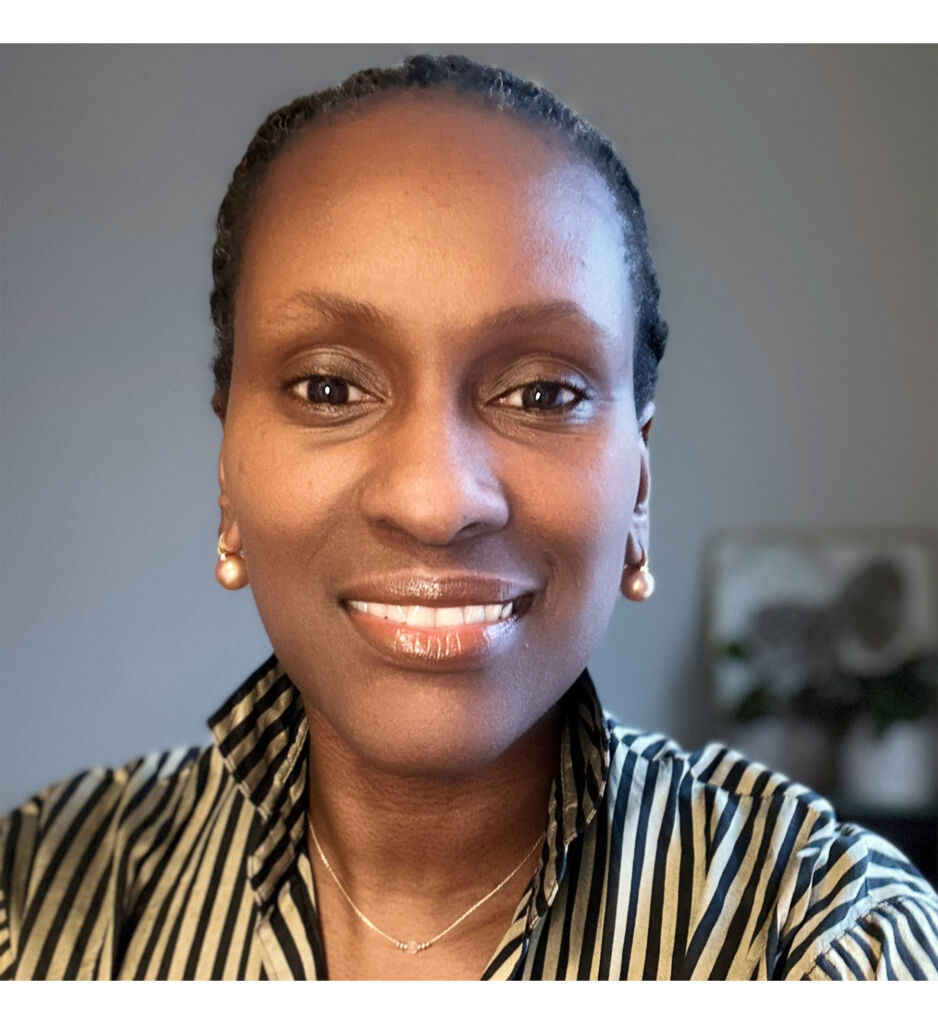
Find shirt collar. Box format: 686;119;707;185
207;653;309;906
208;654;610;917
529;663;610;927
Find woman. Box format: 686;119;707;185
1;54;936;980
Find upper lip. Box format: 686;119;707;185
339;574;537;607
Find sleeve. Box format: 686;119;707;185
801;896;938;979
0;750;204;979
0;764;139;980
776;816;938;980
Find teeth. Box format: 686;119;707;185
386;604;407;623
435;606;465;627
406;605;436;627
348;600;516;626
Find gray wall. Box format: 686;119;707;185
2;45;936;811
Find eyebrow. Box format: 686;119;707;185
270;290;606;337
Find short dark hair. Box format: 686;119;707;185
210;53;668;419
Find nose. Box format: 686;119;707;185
359;397;510;547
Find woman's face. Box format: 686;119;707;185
220;91;651;774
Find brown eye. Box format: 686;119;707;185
499;379;586;413
522;382;563;410
291;375;367;406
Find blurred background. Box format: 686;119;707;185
1;45;935;874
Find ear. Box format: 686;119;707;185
217;444;243;553
211;389;227;424
624;401;654;569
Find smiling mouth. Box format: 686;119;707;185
341;592;534;668
345;598;523;627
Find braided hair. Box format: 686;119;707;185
210;53;668;420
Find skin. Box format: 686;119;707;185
216;89;653;979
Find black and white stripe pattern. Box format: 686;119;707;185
2;654;937;979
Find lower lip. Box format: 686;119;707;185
343;603;526;670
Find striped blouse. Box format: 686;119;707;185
2;653;937;980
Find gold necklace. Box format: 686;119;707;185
307;818;544;955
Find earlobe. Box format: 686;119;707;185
621;501;654;600
638;400;655;447
218;446;229;498
633;411;652;527
215;533;249;590
216;447;248;590
635;441;650;511
217;446;239;528
217;449;237;539
620;404;654;601
635;400;653;508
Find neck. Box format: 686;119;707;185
304;701;561;904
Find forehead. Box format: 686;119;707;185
238;89;632;340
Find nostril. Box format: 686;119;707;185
360;433;509;546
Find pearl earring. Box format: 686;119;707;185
215;533;248;590
621;550;655;601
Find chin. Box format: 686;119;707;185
313;676;549;780
360;702;528;778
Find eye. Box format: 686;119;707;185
289;374;370;407
497;379;588;413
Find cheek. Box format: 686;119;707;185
510;428;639;607
226;419;364;571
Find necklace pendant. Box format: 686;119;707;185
403;940;420;955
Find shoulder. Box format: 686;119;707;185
0;746;217;864
603;713;826;804
0;744;234;979
600;713;938;979
775;814;938;979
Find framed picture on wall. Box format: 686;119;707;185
706;527;938;720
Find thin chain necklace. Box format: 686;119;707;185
307;817;544;955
